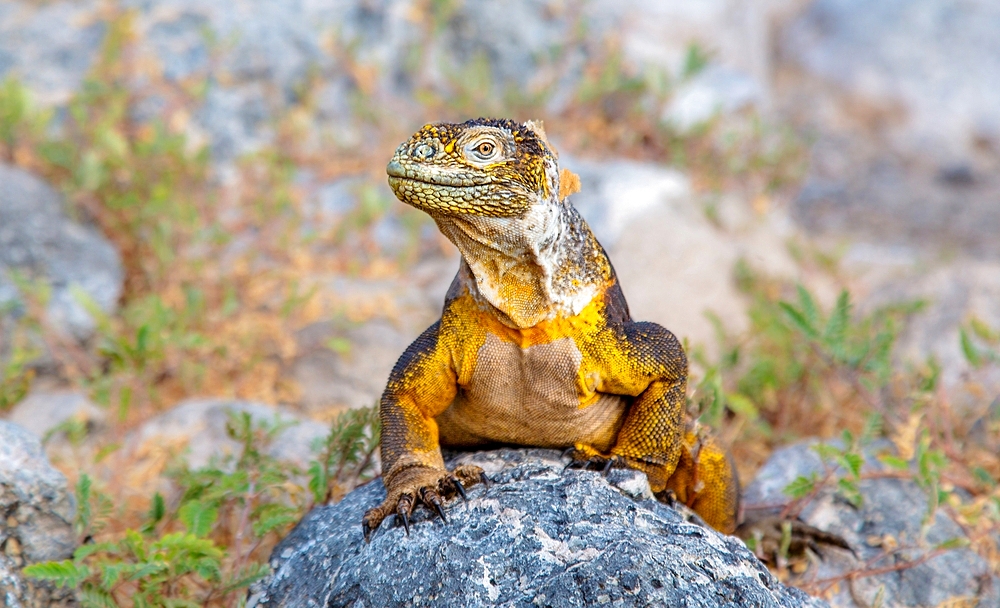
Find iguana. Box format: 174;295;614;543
362;118;739;541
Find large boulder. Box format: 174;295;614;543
0;420;78;607
249;448;825;608
744;441;1000;607
0;164;123;343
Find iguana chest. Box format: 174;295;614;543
435;331;628;451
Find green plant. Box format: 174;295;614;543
681;43;712;79
0;326;38;411
308;404;381;505
25;412;303;607
781;433;866;514
24;403;388;607
960;316;1000;368
0;76;50;162
724;265;921;439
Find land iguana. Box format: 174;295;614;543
361;118;740;541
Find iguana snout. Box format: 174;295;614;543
386;118;558;218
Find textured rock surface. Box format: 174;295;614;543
0;421;78;607
0;164;123;342
249;448;826;608
745;441;1000;607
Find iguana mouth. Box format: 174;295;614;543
387;175;478;191
387;160;494;188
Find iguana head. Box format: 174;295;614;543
386;118;560;218
386;118;606;328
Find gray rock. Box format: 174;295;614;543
780;0;1000;258
563;157;810;358
125;398;329;470
662;64;763;132
745;441;1000;607
7;391;106;442
0;421;78;608
0;164;123;342
249;448;825;608
784;0;1000;159
292;319;412;415
566;158;692;249
0;1;105;105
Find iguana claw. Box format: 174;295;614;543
453;479;468;501
421;488;448;522
396;499;411;535
562;446;623;476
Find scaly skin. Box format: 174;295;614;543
362;118;739;541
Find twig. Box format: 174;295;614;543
800;546;949;595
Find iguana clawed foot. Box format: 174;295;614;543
362;464;488;542
563;444;624;475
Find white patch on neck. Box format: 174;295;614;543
436;204;600;326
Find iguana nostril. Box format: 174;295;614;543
386;160;405;177
414;143;436;159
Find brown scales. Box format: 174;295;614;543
362;118;740;542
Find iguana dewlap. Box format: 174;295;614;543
361;118;739;541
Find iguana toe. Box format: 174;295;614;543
563;445;624;476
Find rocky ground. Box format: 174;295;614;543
2;0;999;606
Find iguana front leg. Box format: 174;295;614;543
570;320;740;533
361;321;486;542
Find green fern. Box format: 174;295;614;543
22;560;91;588
178;500;218;538
309;403;381;503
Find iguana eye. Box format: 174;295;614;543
414;143;436;159
469;138;500;161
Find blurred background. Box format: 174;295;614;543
1;0;999;605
